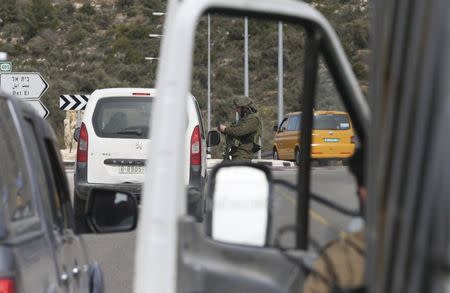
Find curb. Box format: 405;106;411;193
252;159;295;167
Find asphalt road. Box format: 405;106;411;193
66;165;358;293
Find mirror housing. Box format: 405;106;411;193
207;130;221;147
205;162;272;247
74;127;80;142
86;188;138;233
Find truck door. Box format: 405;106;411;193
134;1;369;293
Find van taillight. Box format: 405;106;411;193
0;278;15;293
190;125;201;166
77;123;88;163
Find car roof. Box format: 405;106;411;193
286;110;349;116
90;88;197;101
314;110;349;115
90;88;156;98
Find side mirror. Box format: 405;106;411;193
74;127;80;142
273;125;278;132
205;162;272;247
207;130;221;147
86;188;138;233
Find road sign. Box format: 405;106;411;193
0;62;12;72
59;95;89;111
0;72;48;99
26;100;50;119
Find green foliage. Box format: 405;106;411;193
57;1;75;18
116;23;149;40
117;0;135;10
66;25;87;45
0;0;18;23
21;0;57;39
140;0;165;10
78;4;96;16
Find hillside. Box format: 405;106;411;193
0;0;369;152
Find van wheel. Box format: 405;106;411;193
74;193;91;234
273;149;279;160
319;159;329;167
295;148;301;166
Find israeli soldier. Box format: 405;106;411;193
218;96;262;161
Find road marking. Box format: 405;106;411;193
278;192;348;239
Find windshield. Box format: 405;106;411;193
313;114;350;130
92;97;152;139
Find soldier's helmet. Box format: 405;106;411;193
233;95;254;107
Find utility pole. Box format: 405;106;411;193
278;21;284;126
207;14;211;133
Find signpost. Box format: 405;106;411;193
59;95;89;111
27;100;50;119
0;72;48;99
59;94;90;128
0;72;50;119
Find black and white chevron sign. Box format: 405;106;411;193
59;95;90;110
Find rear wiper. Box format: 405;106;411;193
116;130;143;136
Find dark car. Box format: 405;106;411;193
0;91;103;293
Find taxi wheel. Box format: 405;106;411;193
273;149;279;160
295;148;300;166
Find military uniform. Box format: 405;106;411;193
222;96;262;161
303;231;365;293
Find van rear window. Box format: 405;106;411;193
92;97;152;139
313;114;350;130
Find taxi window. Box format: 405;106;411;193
93;97;152;139
313;114;350;130
279;118;288;131
287;114;301;131
0;99;35;222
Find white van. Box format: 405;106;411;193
73;88;207;231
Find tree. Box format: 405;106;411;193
0;0;18;23
21;0;57;39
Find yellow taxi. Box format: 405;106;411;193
273;111;356;164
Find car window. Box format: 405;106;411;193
21;118;65;232
194;99;206;139
92;97;152;139
0;99;36;222
313;114;350;130
44;138;73;230
287;114;301;131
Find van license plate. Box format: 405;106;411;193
323;138;340;142
119;166;145;174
